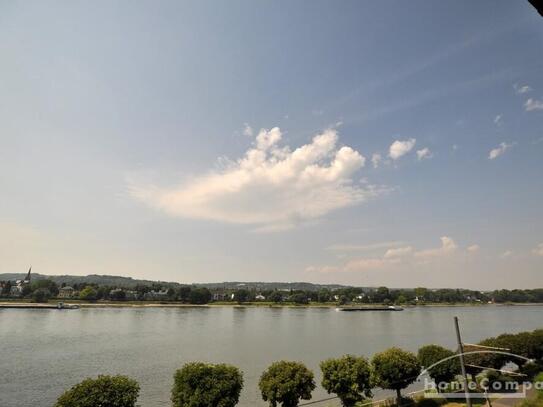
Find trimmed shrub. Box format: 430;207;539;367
259;360;315;407
320;354;373;406
54;375;139;407
372;347;421;406
417;344;459;389
171;362;243;407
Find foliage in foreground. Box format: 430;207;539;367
372;347;421;406
171;362;243;407
417;344;459;389
259;360;316;407
54;375;139;407
320;354;373;406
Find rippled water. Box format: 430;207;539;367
1;305;542;407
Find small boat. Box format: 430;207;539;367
57;302;80;309
337;305;404;312
0;302;79;310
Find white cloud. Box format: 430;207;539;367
467;244;480;253
389;138;416;160
416;148;432;161
488;142;514;160
326;241;404;252
414;236;457;260
130;127;382;231
242;123;253;137
384;246;413;258
501;250;513;259
308;236;460;273
532;243;543;257
494;115;502;126
525;98;543;111
371;153;382;168
515;85;531;94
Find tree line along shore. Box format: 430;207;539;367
51;328;543;407
2;275;543;306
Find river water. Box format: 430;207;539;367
1;305;541;407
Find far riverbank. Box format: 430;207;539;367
2;300;543;309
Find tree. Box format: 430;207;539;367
259;360;315;407
269;291;283;303
320;355;373;407
290;293;309;305
110;289;126;301
233;289;250;304
54;375;139;407
21;283;32;297
317;289;331;303
414;287;428;301
188;288;211;304
1;280;12;296
396;295;407;305
171;362;243;407
32;288;51;303
372;347;421;406
417;345;459;390
31;279;59;296
178;286;192;303
79;286;98;301
375;287;390;303
167;287;176;300
464;337;508;373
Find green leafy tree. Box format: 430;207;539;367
320;355;373;407
233;289;250;304
417;345;459;390
269;291;283;303
21;283;32;297
171;362;243;407
259;360;315;407
31;279;59;296
188;288;211;304
317;289;331;303
414;287;427;301
110;289;126;301
372;347;421;406
167;287;176;300
290;293;309;305
1;280;12;296
54;375;139;407
464;337;509;373
32;288;51;303
396;295;407;305
79;286;98;301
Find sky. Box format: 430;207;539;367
1;1;542;289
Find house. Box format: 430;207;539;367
255;294;266;301
58;286;76;298
212;293;228;301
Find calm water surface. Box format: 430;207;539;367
1;305;542;407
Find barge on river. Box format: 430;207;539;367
337;305;404;312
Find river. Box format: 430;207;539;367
1;305;541;407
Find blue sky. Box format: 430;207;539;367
1;1;542;289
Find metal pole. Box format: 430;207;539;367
454;316;472;407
